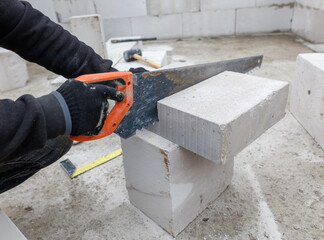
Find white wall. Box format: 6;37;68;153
28;0;324;43
49;0;295;40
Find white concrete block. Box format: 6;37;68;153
131;14;182;39
53;0;96;23
114;50;168;71
106;37;142;66
290;53;324;150
147;0;200;15
103;18;133;40
0;48;29;92
70;14;107;59
94;0;147;19
0;210;27;240
236;6;293;34
201;0;255;10
149;71;289;164
257;0;295;7
26;0;57;22
182;10;235;38
146;0;160;15
296;0;324;10
292;4;324;43
121;129;233;236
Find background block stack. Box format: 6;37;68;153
26;0;317;42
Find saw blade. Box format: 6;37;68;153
114;55;263;138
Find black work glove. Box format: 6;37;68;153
129;67;149;74
37;80;124;138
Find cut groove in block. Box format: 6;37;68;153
290;53;324;150
149;71;289;164
121;129;233;236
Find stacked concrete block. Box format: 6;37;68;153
290;53;324;150
70;15;107;59
292;1;324;43
236;5;294;34
103;18;133;40
257;0;295;6
0;48;29;92
182;10;235;38
51;0;324;41
149;71;289;164
147;0;200;15
295;0;324;9
122;71;288;236
26;0;57;22
201;0;255;10
53;0;96;23
121;129;234;236
131;14;182;39
94;0;147;19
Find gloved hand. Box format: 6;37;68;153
129;67;149;74
37;80;124;138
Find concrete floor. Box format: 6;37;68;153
0;34;323;240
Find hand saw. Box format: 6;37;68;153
70;55;263;141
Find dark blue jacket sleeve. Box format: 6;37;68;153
0;0;115;161
0;95;47;161
0;0;113;78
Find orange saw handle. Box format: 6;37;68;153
70;71;133;141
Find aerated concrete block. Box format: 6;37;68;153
149;71;289;164
182;10;235;38
94;0;147;19
290;53;324;150
0;48;29;92
236;6;293;34
296;0;324;10
200;0;255;10
147;0;200;15
121;129;234;236
257;0;295;7
292;3;324;43
103;18;133;40
70;14;107;59
131;14;182;39
53;0;96;23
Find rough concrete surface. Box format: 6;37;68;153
0;34;323;240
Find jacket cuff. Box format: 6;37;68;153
37;92;71;139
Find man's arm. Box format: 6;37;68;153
0;95;48;161
0;0;121;162
0;0;115;78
